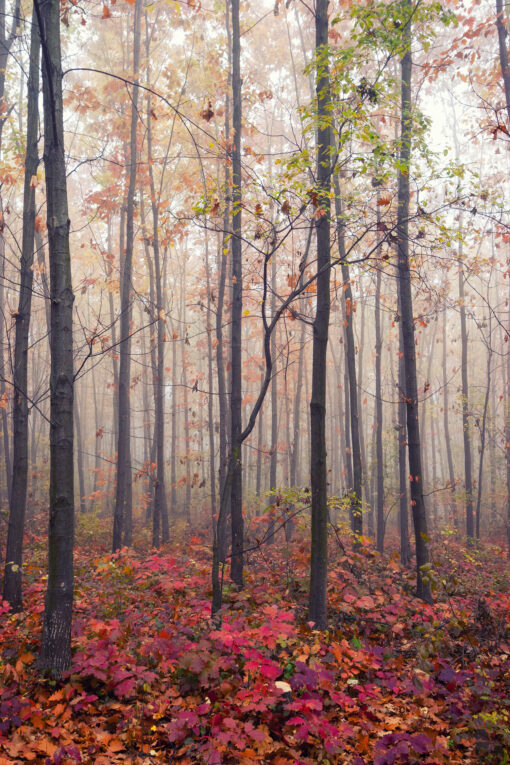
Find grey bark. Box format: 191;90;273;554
308;0;331;630
37;0;75;674
3;9;40;611
112;0;142;551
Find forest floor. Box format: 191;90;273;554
0;513;509;764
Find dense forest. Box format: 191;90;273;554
1;0;510;762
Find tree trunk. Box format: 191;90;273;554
3;10;39;611
495;0;510;554
146;91;169;545
334;176;362;538
170;325;177;514
475;319;492;540
112;0;142;551
442;302;457;527
0;0;20;509
396;3;431;602
268;255;278;543
229;0;244;587
255;368;264;500
74;394;86;515
398;307;410;565
37;0;75;674
458;259;474;541
308;0;331;630
204;229;217;528
374;261;384;553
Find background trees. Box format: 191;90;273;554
0;0;509;669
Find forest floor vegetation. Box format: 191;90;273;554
0;513;509;764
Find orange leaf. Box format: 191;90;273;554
107;738;125;753
102;5;112;18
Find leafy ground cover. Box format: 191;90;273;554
1;516;509;764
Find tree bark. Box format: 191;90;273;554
37;0;75;674
308;0;331;630
458;258;474;541
495;0;510;554
442;302;457;527
3;9;40;611
229;0;244;586
334;176;362;539
374;261;384;553
395;2;431;602
398;303;410;565
268;254;278;543
146;91;169;544
112;0;142;551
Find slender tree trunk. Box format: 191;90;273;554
107;217;119;465
204;230;217;526
308;0;331;630
489;375;497;524
430;406;438;530
442;303;457;527
74;395;86;515
170;327;177;514
182;342;191;524
396;4;431;602
255;368;264;500
475;326;492;540
0;0;19;509
398;310;410;565
92;375;102;511
507;275;510;555
112;0;142;551
146;88;169;545
215;51;230;558
0;208;11;506
375;262;384;553
229;0;243;586
334;176;362;538
268;255;278;543
357;286;368;506
458;259;474;541
3;11;39;611
37;0;75;674
495;0;510;554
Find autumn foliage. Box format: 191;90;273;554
0;516;509;764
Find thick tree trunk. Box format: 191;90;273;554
3;11;39;611
112;0;142;551
308;0;331;630
37;0;75;674
396;3;431;602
